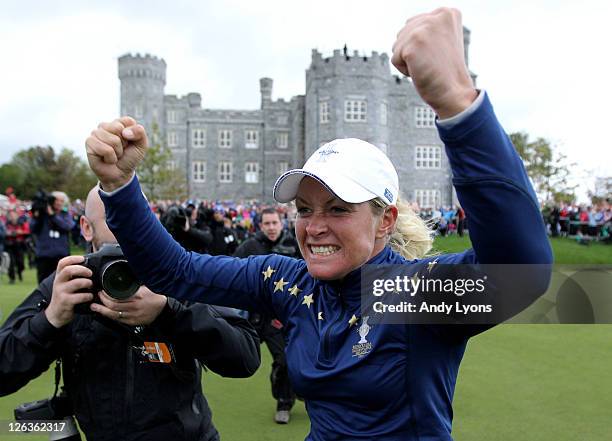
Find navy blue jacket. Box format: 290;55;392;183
101;93;553;440
30;211;74;258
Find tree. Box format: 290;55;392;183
510;132;576;204
137;124;187;201
0;163;24;195
589;177;612;205
4;146;97;201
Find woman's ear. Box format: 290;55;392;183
376;205;398;239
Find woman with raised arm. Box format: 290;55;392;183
86;8;552;441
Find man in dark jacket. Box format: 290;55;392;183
0;186;261;441
234;207;300;424
30;191;75;283
206;207;237;256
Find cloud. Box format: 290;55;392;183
1;0;611;201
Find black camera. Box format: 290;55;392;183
160;205;188;236
31;189;56;216
14;392;81;440
81;243;140;300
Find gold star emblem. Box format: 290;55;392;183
318;311;324;320
427;258;438;273
302;294;314;308
348;314;359;327
288;285;301;297
274;278;289;293
262;266;276;281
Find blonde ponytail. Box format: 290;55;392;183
370;197;434;260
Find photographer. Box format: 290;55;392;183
30;191;75;283
206;206;237;256
233;207;300;424
161;205;213;253
0;186;261;441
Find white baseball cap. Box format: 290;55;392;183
273;138;399;205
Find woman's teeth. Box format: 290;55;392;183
310;245;339;256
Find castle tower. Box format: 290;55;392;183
305;48;391;157
118;53;167;141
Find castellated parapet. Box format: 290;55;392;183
118;53;166;83
307;49;390;82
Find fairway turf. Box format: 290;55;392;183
1;236;610;440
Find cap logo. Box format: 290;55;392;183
384;188;393;203
315;145;339;163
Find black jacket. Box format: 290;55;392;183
173;225;213;254
233;230;300;259
0;274;261;441
207;221;237;256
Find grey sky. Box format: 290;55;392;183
1;0;610;201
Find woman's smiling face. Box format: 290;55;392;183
294;177;384;280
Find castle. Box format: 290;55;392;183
118;29;475;207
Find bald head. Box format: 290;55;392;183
85;185;105;222
81;185;116;250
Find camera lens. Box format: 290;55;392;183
101;260;140;300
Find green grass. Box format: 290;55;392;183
1;236;611;440
433;234;612;264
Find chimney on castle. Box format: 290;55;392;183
260;77;273;108
463;26;471;67
462;26;477;85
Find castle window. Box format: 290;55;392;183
245;130;259;149
167;131;178;147
415;106;436;128
276;132;288;149
278;161;289;175
192;161;206;183
319;101;330;124
219;129;232;148
167;160;177;170
415;189;441;209
415;146;441;169
218;161;233;183
192;129;206;148
344;99;367;122
380;102;388;126
167;110;177;124
245;162;259;183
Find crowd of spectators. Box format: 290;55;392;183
2;188;610;285
542;202;612;244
